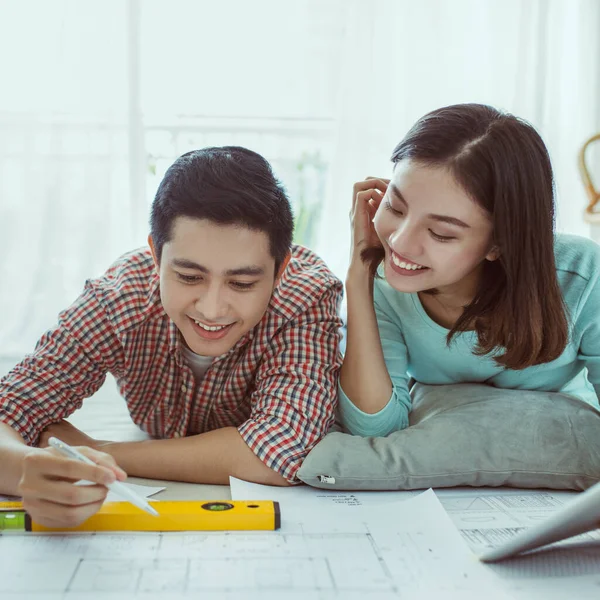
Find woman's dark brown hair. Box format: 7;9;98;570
362;103;568;370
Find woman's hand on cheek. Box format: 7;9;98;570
349;178;389;264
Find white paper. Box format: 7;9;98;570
435;487;600;599
1;487;509;599
105;481;165;503
231;479;600;598
230;476;419;526
70;479;165;504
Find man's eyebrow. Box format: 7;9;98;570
226;266;266;276
170;258;265;276
388;184;471;229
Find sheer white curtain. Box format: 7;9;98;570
0;0;143;356
1;0;599;358
316;0;600;277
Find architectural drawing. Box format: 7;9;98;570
1;491;500;600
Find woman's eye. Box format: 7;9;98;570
429;230;456;242
177;273;202;284
384;201;403;216
231;281;257;291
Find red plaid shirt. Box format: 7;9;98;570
0;245;343;482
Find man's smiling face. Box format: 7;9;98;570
152;216;277;356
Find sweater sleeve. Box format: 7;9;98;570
338;280;412;437
575;263;600;402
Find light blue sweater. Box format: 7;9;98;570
339;234;600;437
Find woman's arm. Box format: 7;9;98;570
340;178;396;415
341;262;393;414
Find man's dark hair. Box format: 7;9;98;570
150;146;293;272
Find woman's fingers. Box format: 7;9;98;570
352;178;389;211
351;188;385;221
366;176;391;184
350;189;385;252
348;177;389;265
367;198;380;221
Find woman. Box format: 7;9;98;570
340;103;600;436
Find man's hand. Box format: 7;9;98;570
39;420;104;450
18;445;127;528
26;420;126;528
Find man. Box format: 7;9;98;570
0;146;343;527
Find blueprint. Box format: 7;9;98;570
226;478;600;600
229;480;600;600
434;487;600;599
4;480;599;599
0;489;507;600
435;486;580;539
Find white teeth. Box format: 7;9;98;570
391;253;425;270
192;319;229;331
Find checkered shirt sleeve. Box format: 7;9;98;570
0;281;124;445
237;277;343;483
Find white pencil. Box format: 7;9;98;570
48;436;159;517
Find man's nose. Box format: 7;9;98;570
195;285;228;321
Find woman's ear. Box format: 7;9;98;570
148;235;160;274
486;245;501;262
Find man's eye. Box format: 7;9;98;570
177;273;202;283
231;281;256;291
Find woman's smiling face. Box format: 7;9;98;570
373;159;497;297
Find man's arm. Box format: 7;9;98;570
109;428;290;485
0;277;129;524
42;277;344;486
0;422;33;495
42;423;288;486
0;420;127;527
0;279;124;451
236;281;343;482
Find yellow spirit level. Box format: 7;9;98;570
0;500;280;532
